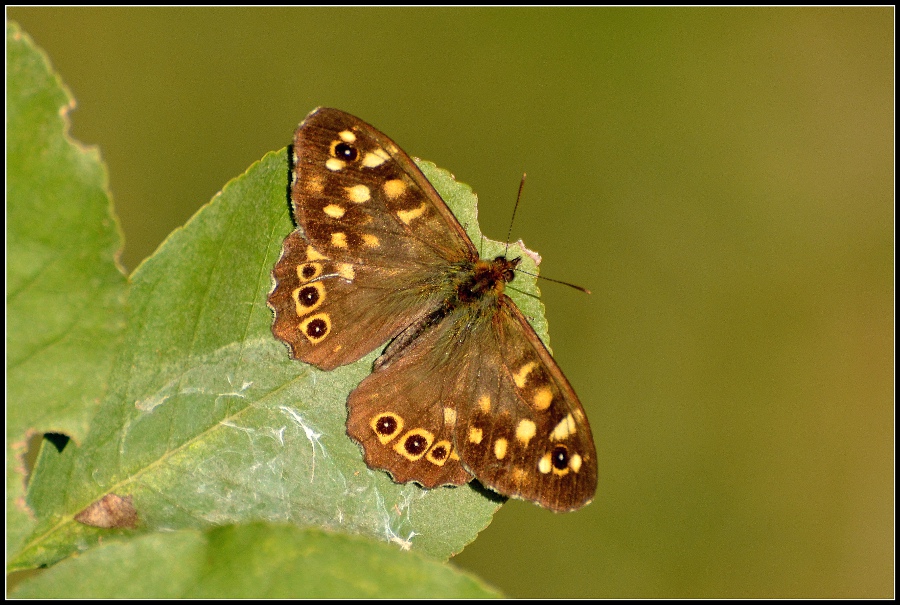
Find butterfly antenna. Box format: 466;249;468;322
515;269;592;295
504;172;590;294
506;285;542;300
505;173;527;258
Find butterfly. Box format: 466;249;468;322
268;108;597;511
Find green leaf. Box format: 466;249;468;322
12;150;493;571
9;523;502;598
8;23;553;577
12;128;551;572
6;22;127;558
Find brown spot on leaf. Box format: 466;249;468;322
74;493;138;529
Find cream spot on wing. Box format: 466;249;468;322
513;361;537;388
570;453;583;473
397;202;427;225
383;179;407;199
337;263;355;281
549;413;576;440
362;148;390;167
338;130;356;143
331;232;348;248
306;246;328;261
478;395;491;413
468;427;483;444
538;453;552;474
306;175;324;194
494;438;508;460
345;184;371;204
325;158;345;171
516;419;536;446
323;204;345;218
443;407;457;426
362;234;380;248
533;387;553;411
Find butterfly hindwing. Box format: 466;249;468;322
346;306;474;487
344;291;597;510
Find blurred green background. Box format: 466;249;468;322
7;7;892;598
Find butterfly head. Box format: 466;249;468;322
492;255;520;284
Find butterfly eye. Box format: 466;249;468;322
334;142;358;161
404;434;429;455
297;261;323;282
301;316;330;341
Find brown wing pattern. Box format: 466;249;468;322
291;108;476;266
345;306;473;487
451;297;597;511
269;230;442;370
345;294;597;510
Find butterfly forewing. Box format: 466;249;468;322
270;107;598;511
291;108;476;266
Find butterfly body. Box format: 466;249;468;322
269;108;597;511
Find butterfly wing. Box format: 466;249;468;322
269;229;434;370
345;305;474;488
346;293;597;510
269;108;477;370
291;107;476;265
451;296;597;511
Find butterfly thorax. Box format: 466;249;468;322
376;256;520;372
455;256;520;304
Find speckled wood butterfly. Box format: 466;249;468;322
268;108;597;511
